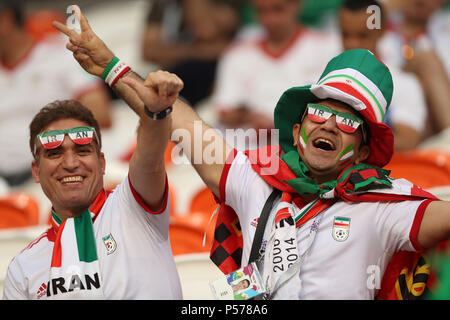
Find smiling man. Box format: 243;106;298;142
3;70;184;299
30;109;106;220
51;7;450;299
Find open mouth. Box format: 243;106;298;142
312;138;336;151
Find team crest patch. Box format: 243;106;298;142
332;217;351;242
102;233;117;255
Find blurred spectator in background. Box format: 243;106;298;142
141;0;240;107
211;0;340;148
0;1;112;188
378;0;450;138
379;0;450;76
338;0;427;150
238;0;345;32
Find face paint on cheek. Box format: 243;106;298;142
298;126;308;154
338;143;355;161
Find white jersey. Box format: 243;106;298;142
377;12;450;79
212;27;340;118
220;150;432;300
387;66;427;133
0;35;101;175
2;176;182;300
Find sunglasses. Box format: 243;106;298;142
34;126;99;155
304;103;364;134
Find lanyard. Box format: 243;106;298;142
266;212;323;299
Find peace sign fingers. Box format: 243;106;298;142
52;5;116;77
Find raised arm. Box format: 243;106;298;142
52;9;144;115
121;72;182;210
170;98;231;197
53;8;176;209
52;6;231;199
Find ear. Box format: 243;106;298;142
100;152;106;175
292;123;301;146
354;144;370;164
31;160;40;183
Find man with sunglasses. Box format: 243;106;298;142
3;69;184;298
51;8;450;299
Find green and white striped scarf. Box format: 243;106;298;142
48;209;104;299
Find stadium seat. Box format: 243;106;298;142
169;185;177;216
169;210;216;256
385;150;450;189
0;193;40;229
120;141;175;169
168;187;218;255
188;187;218;214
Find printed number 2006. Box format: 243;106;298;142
272;238;298;272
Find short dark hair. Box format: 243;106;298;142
342;0;382;11
29;100;102;158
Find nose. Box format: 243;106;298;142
61;149;81;171
59;136;81;171
320;114;339;134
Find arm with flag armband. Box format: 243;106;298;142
52;7;145;116
52;6;231;199
52;6;182;210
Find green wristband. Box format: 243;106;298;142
101;57;120;80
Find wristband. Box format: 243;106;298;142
101;57;131;88
144;104;173;120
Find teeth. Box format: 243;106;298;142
61;176;83;183
314;138;335;150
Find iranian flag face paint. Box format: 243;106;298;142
299;126;308;155
339;143;355;161
338;143;355;168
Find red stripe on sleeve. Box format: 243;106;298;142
128;174;169;215
409;199;434;251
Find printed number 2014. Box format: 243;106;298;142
272;238;298;272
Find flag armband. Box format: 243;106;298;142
101;57;131;88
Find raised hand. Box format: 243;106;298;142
52;5;115;77
121;71;184;114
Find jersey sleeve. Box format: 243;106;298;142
2;258;28;300
219;149;272;224
374;199;434;253
109;175;170;241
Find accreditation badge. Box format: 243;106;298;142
210;262;265;300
